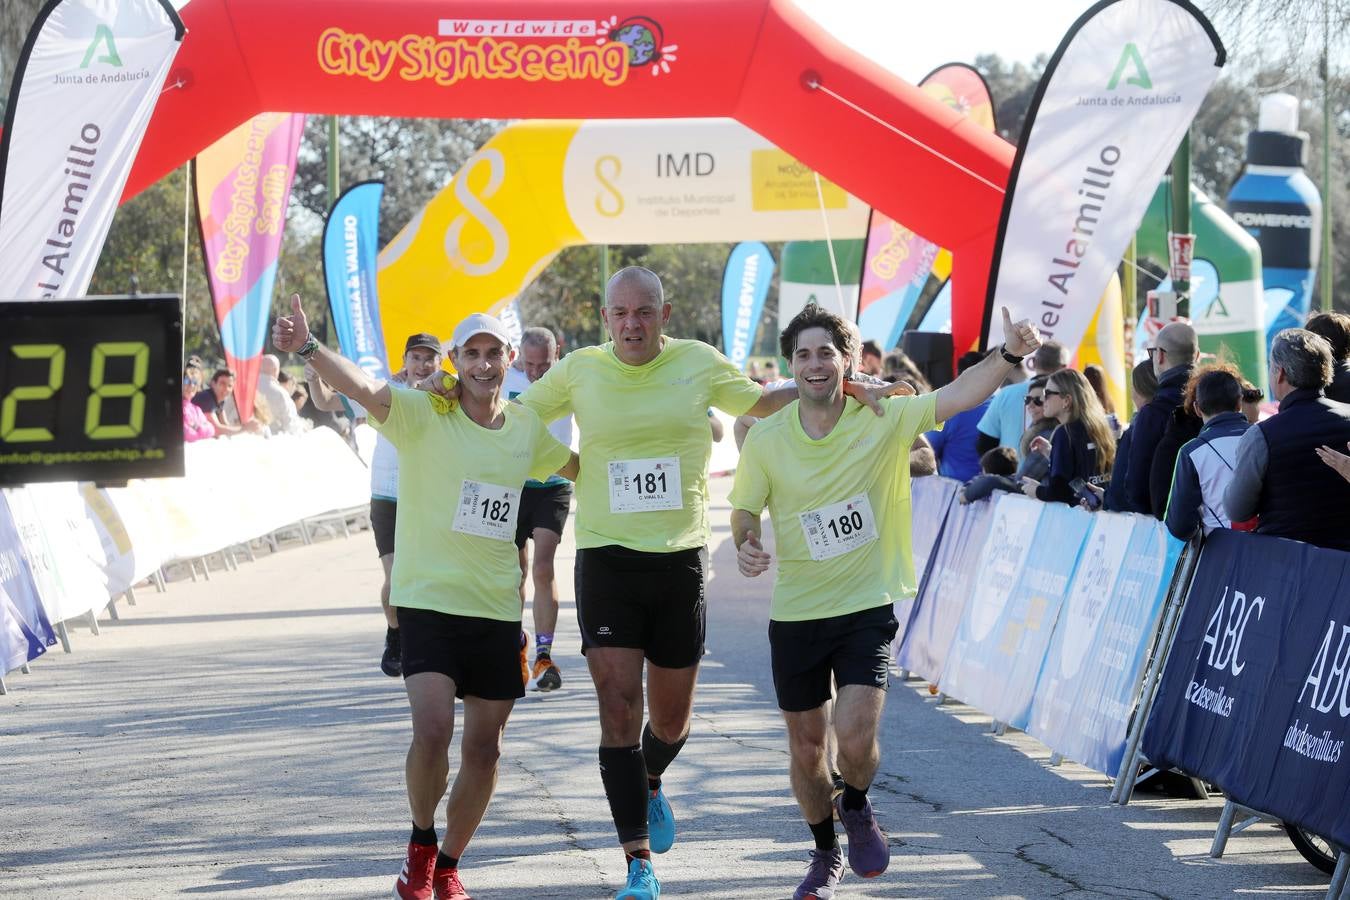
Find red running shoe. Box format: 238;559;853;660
394;842;438;899
433;867;473;899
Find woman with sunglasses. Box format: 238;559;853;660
1021;369;1116;505
182;364;216;442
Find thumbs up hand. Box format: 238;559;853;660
1001;305;1041;358
272;293;310;353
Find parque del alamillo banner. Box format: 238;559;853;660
978;0;1225;356
322;180;389;382
195;113;306;422
0;0;184;299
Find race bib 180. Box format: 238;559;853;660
799;493;878;561
608;457;683;513
453;479;521;541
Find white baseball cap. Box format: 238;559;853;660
451;313;513;351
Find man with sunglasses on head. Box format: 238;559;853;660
1123;322;1198;516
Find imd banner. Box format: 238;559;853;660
979;0;1225;357
323;180;389;381
721;242;774;371
195;113;306;421
0;0;184;299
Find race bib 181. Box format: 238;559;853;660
453;479;521;541
799;493;878;561
608;457;683;513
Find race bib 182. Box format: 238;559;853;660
453;479;521;541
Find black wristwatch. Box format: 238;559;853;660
999;344;1024;365
297;337;320;360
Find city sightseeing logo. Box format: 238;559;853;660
316;14;677;88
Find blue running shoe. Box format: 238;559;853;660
647;787;676;854
616;858;660;899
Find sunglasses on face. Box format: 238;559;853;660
1024;396;1044;407
1042;388;1064;398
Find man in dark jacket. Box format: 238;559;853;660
1305;311;1350;403
1224;328;1350;551
1122;322;1198;515
1164;369;1250;540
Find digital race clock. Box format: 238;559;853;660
0;295;185;486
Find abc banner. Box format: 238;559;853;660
1142;529;1350;849
0;0;184;299
323;181;389;381
195;113;306;422
979;0;1225;356
720;242;774;372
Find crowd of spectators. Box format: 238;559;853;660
922;310;1350;555
182;352;338;443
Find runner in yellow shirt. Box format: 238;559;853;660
434;266;895;900
730;303;1040;900
273;297;577;900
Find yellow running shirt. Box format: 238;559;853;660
370;386;572;621
729;393;940;622
520;339;763;553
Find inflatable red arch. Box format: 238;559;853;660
124;0;1013;354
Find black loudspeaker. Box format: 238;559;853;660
900;331;955;388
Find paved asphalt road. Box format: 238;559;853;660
0;478;1333;898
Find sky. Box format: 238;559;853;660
792;0;1093;81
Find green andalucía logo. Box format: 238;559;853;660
80;24;123;68
1107;42;1151;90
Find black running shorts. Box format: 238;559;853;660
575;544;707;668
370;497;396;558
397;606;524;700
513;482;573;549
769;604;898;712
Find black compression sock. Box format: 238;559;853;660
411;824;437;846
435;852;458;870
641;722;688;781
599;745;650;845
841;782;869;812
625;848;652;865
809;816;839;851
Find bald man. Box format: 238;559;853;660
1121;322;1198;516
258;354;304;435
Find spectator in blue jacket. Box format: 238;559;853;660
926;351;991;481
1164;366;1250;539
1021;368;1117;505
1122;322;1198;515
1103;360;1158;512
1225;328;1350;551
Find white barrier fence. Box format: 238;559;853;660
1;427;371;690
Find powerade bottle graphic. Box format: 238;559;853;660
1227;93;1322;356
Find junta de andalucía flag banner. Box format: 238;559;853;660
323;180;389;382
195;112;306;422
978;0;1225;355
0;0;184;299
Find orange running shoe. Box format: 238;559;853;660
529;657;562;692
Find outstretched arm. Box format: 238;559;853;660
273;294;392;423
934;307;1041;423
